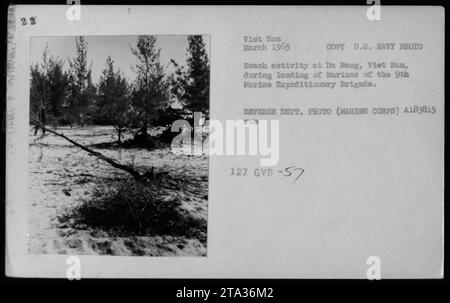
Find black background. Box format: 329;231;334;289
0;0;448;300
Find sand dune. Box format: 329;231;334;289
28;126;208;256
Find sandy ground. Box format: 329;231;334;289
28;126;208;256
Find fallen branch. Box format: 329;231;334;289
31;116;145;181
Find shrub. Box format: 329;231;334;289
64;179;206;240
157;126;179;144
155;107;184;127
122;132;158;149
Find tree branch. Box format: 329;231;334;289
32;117;143;181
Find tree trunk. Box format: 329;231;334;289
33;120;143;181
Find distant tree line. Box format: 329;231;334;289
30;35;210;145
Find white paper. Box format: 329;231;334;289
5;5;444;279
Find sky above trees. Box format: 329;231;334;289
30;35;210;85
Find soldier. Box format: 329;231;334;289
34;106;47;136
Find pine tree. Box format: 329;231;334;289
172;35;209;116
46;56;70;118
97;56;132;144
68;36;93;126
130;35;169;134
30;45;69;128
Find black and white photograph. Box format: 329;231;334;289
27;35;210;256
